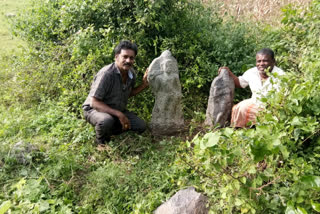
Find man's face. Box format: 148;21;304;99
256;54;275;74
115;49;136;72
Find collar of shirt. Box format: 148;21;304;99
114;63;134;80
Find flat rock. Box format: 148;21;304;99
11;141;38;165
5;13;16;18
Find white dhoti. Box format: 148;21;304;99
231;99;262;128
230;66;284;128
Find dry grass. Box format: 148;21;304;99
0;0;30;56
204;0;311;26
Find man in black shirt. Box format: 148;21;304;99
83;40;148;144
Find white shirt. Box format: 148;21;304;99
239;66;285;103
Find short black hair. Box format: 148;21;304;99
114;40;138;56
256;48;275;61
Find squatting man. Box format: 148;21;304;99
82;40;149;144
219;48;284;128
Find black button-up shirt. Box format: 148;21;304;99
83;63;136;112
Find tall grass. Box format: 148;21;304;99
0;0;29;56
206;0;310;25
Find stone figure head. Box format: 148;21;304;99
160;59;178;75
147;50;179;83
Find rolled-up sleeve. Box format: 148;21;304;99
89;71;112;101
239;75;249;88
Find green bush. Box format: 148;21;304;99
9;0;261;117
173;1;320;213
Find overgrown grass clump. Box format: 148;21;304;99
0;101;183;213
1;0;320;213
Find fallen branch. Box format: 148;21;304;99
250;176;280;196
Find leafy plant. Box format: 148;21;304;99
8;0;261;117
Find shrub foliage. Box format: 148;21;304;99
10;0;259;116
174;1;320;213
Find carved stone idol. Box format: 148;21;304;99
147;50;184;135
205;68;235;127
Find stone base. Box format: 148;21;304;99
150;123;184;136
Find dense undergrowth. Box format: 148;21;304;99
1;0;320;213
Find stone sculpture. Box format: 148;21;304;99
147;50;184;135
205;68;235;127
154;187;209;214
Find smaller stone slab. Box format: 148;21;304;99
205;68;235;127
154;187;209;214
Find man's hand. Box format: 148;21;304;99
117;112;131;131
91;97;131;130
142;68;149;87
130;68;149;97
218;66;242;88
218;66;232;76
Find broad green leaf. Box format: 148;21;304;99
293;105;302;114
240;177;247;184
248;165;256;174
280;145;290;159
40;200;50;212
233;180;240;190
222;127;234;137
0;201;11;214
235;198;243;206
272;138;281;146
200;132;221;150
241;207;249;213
291;116;302;126
192;133;201;146
311;200;320;212
301;176;320;188
285;205;296;214
296;206;307;214
233;147;242;157
250;141;269;162
256;176;263;186
296;196;304;204
256;125;269;135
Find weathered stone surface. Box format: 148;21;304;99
154;187;209;214
11;141;38;165
147;50;184;135
205;68;235;127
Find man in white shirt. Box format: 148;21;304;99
219;48;284;127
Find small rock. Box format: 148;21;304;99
10;141;38;165
154;187;209;214
5;13;16;18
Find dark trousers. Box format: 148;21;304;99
84;109;146;144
